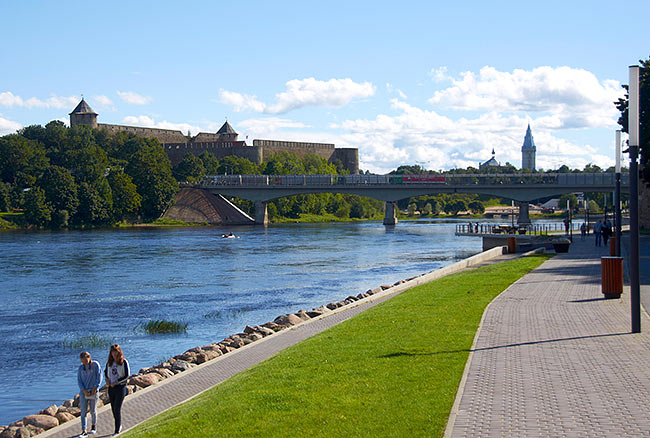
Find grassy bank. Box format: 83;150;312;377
124;253;552;438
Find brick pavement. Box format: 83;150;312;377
446;237;650;437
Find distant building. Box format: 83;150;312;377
479;148;501;169
521;124;536;170
69;99;359;173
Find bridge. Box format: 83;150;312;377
195;173;629;225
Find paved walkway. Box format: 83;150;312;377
446;236;650;437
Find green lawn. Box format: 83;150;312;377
124;254;552;438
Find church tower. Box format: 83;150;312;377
521;124;536;170
69;98;98;129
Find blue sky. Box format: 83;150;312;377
1;1;649;173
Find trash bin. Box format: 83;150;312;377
601;256;623;298
609;237;616;256
507;237;517;253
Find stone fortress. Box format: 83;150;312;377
69;99;359;174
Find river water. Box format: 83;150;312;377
0;219;487;424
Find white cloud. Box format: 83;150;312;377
0;92;78;109
429;66;451;82
121;115;202;135
117;91;152;105
220;78;376;114
386;83;407;99
92;95;113;107
0;115;22;135
332;98;614;174
428;66;622;129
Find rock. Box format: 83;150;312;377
243;325;256;334
38;405;58;417
247;332;263;342
202;343;221;351
369;287;382;294
156;368;175;378
225;338;245;348
55;412;75;424
25;425;44;436
99;391;110;404
8;421;23;428
187;346;203;353
256;326;275;336
22;414;58;430
261;321;281;331
171;360;193;372
62;399;74;408
326;302;338;310
241;337;253;345
0;427;23;438
295;310;311;320
175;351;198;363
345;296;359;302
61;407;80;417
72;393;80;408
217;344;233;354
380;284;392;290
274;313;303;326
126;385;137;395
394;279;407;285
129;373;163;388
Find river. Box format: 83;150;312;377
0;219;489;424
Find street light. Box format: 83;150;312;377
628;65;641;333
615;130;622;257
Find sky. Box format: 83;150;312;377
1;1;649;174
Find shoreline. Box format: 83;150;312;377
4;245;513;437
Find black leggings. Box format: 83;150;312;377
108;385;126;433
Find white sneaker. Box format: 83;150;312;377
78;432;88;438
89;426;97;435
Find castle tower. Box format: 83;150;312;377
69;98;98;129
217;121;238;142
521;124;536;170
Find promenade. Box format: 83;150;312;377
446;236;650;437
38;235;650;437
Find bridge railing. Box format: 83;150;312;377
456;222;583;236
200;172;628;187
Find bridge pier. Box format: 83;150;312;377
383;201;398;226
254;201;268;225
517;201;531;225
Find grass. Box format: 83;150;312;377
140;319;188;335
123;253;552;438
62;334;112;349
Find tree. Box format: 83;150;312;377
445;199;468;215
0;134;49;186
468;200;485;214
199;152;220;175
23;187;51;227
108;170;141;221
174;153;206;182
74;182;111;226
40;165;79;219
559;193;578;210
126;141;179;220
615;57;650;186
219;155;259;175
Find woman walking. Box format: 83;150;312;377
105;344;130;436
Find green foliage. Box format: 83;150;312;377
108;170;141;221
123;255;551;438
615;56;650;186
23;187;51;227
174;153;206;182
219;155;260;175
0;134;49;186
62;334;112;349
141;319;188;335
40;165;79;220
199;152;220;175
468;200;485;214
445;199;468;215
558;193;578;210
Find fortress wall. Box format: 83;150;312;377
330;148;359;174
99;123;188;144
254;139;336;162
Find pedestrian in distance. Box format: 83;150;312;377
602;220;612;246
77;351;103;437
105;344;130;436
594;220;603;247
580;222;586;240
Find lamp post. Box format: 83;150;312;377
615;130;622;257
628;65;641;333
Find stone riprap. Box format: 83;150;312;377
0;279;410;438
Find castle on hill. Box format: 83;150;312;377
69;99;359;174
479;124;537;171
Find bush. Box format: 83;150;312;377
141;320;188;335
